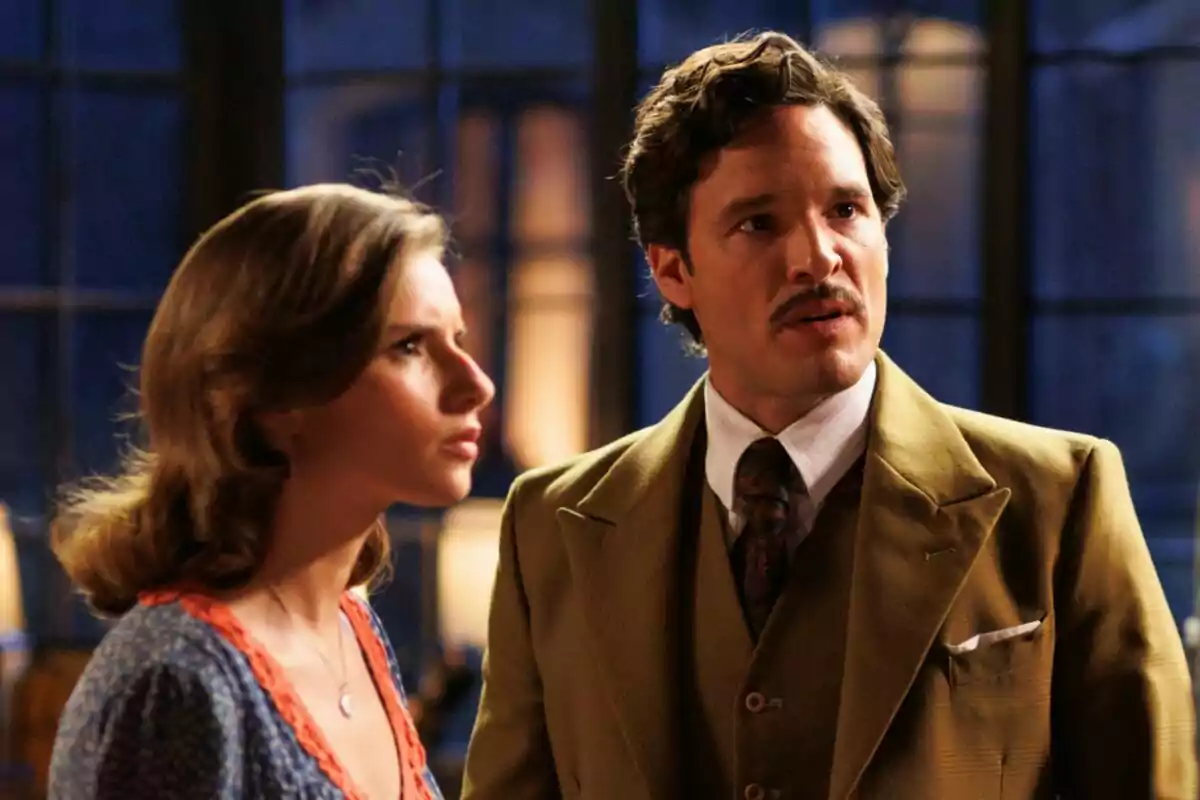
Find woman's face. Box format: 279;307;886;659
286;254;495;509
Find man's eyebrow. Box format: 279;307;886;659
716;192;776;225
831;183;872;202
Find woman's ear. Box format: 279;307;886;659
256;410;305;456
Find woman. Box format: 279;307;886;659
48;184;494;799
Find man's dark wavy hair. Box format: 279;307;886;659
619;31;906;349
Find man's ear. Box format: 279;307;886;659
881;224;891;278
647;244;695;311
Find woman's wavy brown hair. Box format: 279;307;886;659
620;31;907;349
52;183;447;616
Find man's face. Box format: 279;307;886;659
648;103;889;430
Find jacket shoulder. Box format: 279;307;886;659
942;403;1103;481
506;425;654;509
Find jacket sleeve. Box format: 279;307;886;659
461;477;562;799
1051;438;1197;799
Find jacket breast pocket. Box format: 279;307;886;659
945;617;1050;689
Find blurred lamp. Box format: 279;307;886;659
437;498;505;650
0;503;30;767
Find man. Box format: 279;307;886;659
461;31;1196;799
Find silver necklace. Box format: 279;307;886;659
267;587;354;719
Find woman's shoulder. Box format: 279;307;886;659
102;595;237;663
64;596;247;721
50;599;251;797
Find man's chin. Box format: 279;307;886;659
804;345;875;391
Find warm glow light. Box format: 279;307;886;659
437;498;505;649
504;107;594;468
0;505;24;634
513;108;589;242
901;17;985;56
898;19;982;116
455;113;499;241
816;16;883;57
506;255;594;466
815;18;883;99
0;503;29;765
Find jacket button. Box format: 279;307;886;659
744;784;766;800
745;692;766;712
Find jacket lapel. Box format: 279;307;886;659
828;354;1011;800
556;382;706;800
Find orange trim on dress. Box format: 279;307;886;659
139;589;434;800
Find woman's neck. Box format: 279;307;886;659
240;482;382;633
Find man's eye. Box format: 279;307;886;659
737;214;773;234
832;203;859;219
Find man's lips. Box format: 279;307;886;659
775;301;854;326
769;285;862;329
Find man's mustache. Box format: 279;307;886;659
769;283;864;327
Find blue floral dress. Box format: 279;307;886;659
48;589;442;799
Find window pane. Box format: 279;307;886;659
897;3;986;49
639;0;808;66
286;83;432;190
376;512;430;688
284;0;429;74
69;311;150;479
450;114;500;393
1034;0;1200;53
17;532;54;641
0;0;41;61
0;313;50;515
890;62;983;300
0;85;43;286
880;313;980;409
1034;61;1200;300
63;90;184;290
506;257;593;469
512;106;590;246
453;112;501;246
57;0;181;71
443;0;588;68
1143;520;1195;625
813;2;985;58
504;105;593;468
1031;314;1200;521
813;14;885;63
636;308;707;428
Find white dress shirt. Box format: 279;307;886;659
703;360;876;544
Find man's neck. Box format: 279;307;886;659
705;382;829;435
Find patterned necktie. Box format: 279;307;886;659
732;437;805;641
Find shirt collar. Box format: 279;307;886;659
704;359;876;514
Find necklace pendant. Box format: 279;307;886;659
338;689;353;719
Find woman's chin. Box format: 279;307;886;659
393;471;474;509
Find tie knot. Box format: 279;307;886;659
733;437;802;508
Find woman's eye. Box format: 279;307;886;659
391;335;422;355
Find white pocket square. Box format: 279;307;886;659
946;619;1042;655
